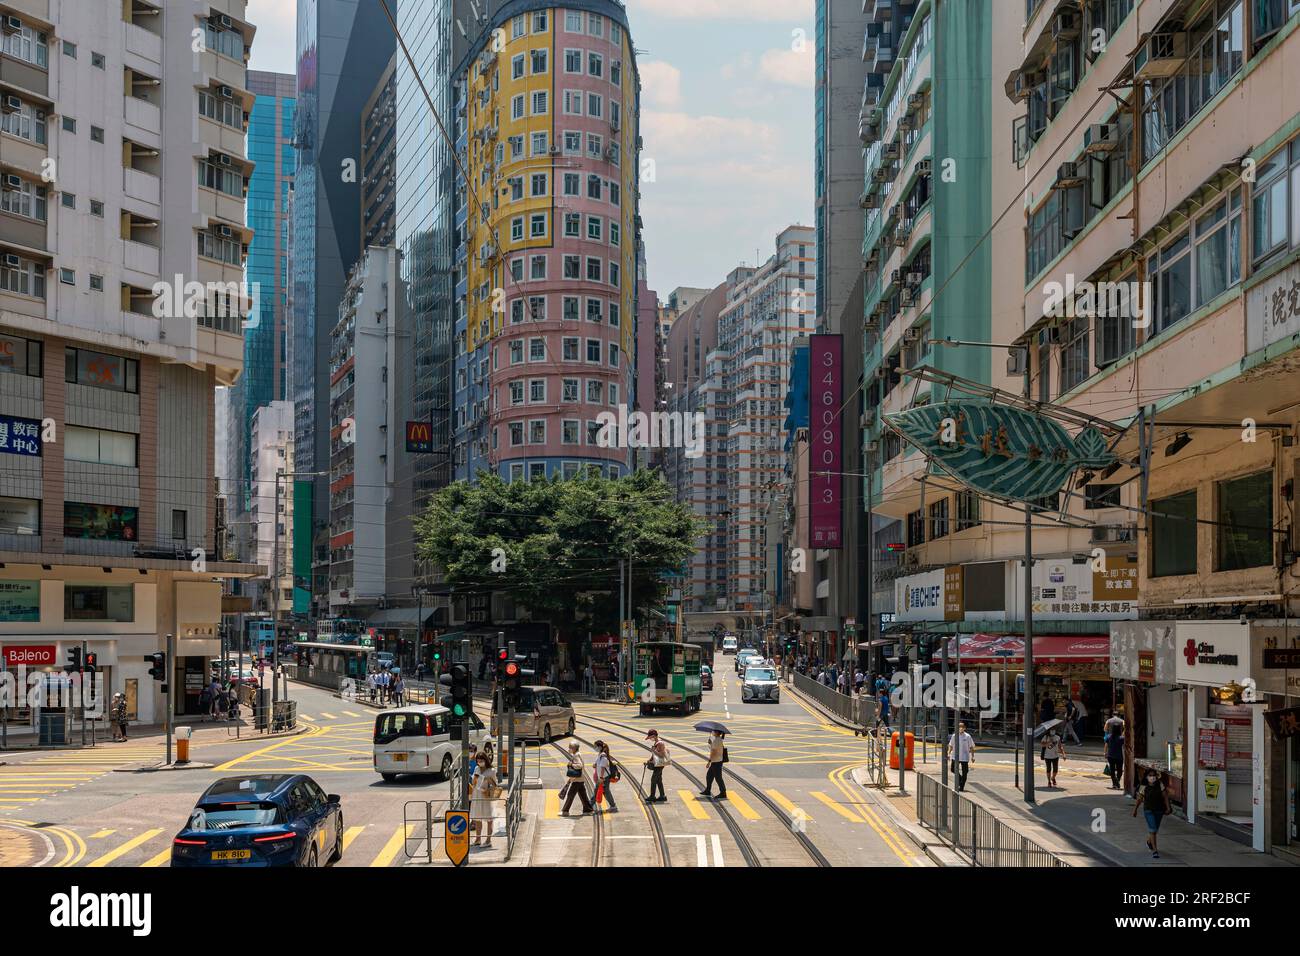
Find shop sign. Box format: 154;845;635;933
943;566;963;622
1031;554;1138;620
808;335;843;550
1199;770;1228;814
1246;259;1300;352
1196;718;1226;769
896;569;945;622
1174;622;1252;686
0;581;40;622
1138;650;1156;683
2;644;56;667
405;421;434;453
883;401;1114;503
1264;706;1300;741
1262;648;1300;669
0;414;42;457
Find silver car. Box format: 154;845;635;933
490;685;575;742
741;665;780;703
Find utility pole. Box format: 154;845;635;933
1022;356;1036;804
272;471;282;707
164;632;174;766
507;639;517;787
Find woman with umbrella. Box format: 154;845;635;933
695;720;729;800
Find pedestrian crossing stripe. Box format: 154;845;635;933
142;846;171;868
87;828;164;868
765;788;802;818
724;791;761;821
678;790;711;820
319;712;337;720
810;790;864;823
342;826;365;851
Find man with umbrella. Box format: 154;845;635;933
696;720;729;800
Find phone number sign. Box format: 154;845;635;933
809;334;843;550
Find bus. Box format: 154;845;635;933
633;641;702;716
245;618;276;660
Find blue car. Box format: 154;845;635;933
171;774;343;868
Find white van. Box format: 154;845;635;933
721;635;739;655
372;704;488;782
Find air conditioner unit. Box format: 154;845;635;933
888;204;901;222
219;14;234;29
1090;523;1137;544
900;289;915;308
1083;123;1118;154
218;153;233;167
219;85;234;99
898;114;914;132
216;224;233;238
2;95;21;113
1006;347;1028;375
1054;161;1085;188
610;118;620;133
1052;10;1080;40
549;145;561;156
1134;32;1187;80
2;253;20;267
603;146;616;160
4;174;21;188
874;366;889;381
890;269;902;285
907;93;924;112
903;328;920;345
916;158;932;176
896;220;913;243
3;15;22;32
882;142;900;162
905;271;923;287
1013;69;1045;101
861;410;876;428
865;440;880;453
872;166;889;183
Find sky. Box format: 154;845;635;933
245;0;815;295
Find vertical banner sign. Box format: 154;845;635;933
809;334;843;549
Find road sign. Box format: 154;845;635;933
445;810;470;866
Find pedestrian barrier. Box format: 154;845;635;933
916;773;1069;867
862;725;891;787
789;671;877;730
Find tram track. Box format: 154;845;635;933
577;712;832;868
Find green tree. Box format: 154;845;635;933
414;470;700;642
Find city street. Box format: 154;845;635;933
0;673;921;868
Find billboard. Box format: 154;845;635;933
406;420;434;453
64;503;138;541
808;334;843;549
0;414;42;457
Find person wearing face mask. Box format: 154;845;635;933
1132;768;1172;859
470;751;499;848
699;730;727;799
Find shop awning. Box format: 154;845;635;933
941;633;1110;664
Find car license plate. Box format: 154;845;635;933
392;753;408;762
211;849;251;861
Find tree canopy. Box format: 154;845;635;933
413;469;700;637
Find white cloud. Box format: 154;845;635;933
633;0;814;20
640;61;683;110
758;47;813;88
246;0;299;74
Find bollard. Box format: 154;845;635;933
174;725;192;764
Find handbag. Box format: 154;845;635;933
559;781;571;800
721;747;729;764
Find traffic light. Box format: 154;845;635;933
64;647;82;673
83;652;97;674
502;657;521;709
449;663;471;720
146;652;166;681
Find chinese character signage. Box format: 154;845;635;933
1032;554;1139;620
0;581;40;622
883;401;1113;503
0;414;42;457
1247;260;1300;352
406;420;433;453
808;334;842;550
943;565;964;621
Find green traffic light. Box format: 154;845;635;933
453;703;466;716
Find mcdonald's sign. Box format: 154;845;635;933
406;420;434;453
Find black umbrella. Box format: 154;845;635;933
694;720;731;735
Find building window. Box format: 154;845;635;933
90;125;104;143
609;383;619;406
564;296;579;322
610;222;620;247
563;172;580;196
91;52;105;70
511;299;526;324
587;215;603;241
586;298;602;323
1151;490;1197;577
608;343;620;368
586;92;602;119
531;131;548;156
64;584;134;622
530;172;548;197
1058;315;1089;394
609;303;620;327
530;213;547;238
563;337;579;361
906;509;925;548
588;52;603;78
509;422;524;446
564;130;581;153
564;255;580;279
509;380;525;405
563;379;579;403
199;90;244;129
1148;232;1192;333
528;296;546;321
511;94;525;120
3;24;48;68
531;91;548;115
609;262;620;287
566;10;583;32
172;510;187;541
1084;484;1121;509
509;462;525;481
530;254;547;280
511;217;524;242
1252;137;1299;265
0;334;41;377
529;420;546;444
511;53;525;80
586;339;601;363
89;274;103;291
530;462;546;480
62;39;77;58
0;254;46;299
564;212;580;237
1216;471;1272;571
198;159;244;198
956;490;981;530
929;498;950;540
565;49;582;73
58;267;75;285
586;379;603;403
1;178;48;221
529;379;546;403
90;199;104;217
531;49;548;74
509;341;523;365
528;338;546;362
562;419;580;444
0;100;47;145
586;257;602;282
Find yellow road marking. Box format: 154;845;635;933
724;791;762;820
342;826;365;851
678;790;710;820
214;721;327;771
142;846;172;868
342;711;360;717
369;824;413;868
545;789;561;819
319;712;337;720
0;797;41;802
829;765;918;866
811;790;864;823
49;825;86;867
91;829;115;839
766;788;801;817
87;828;164;868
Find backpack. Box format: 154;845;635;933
606;759;621;783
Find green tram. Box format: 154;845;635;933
633;641;702;716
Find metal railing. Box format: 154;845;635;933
789;671;877;729
504;742;525;861
916;773;1069;867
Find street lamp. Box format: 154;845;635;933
929;336;1038;804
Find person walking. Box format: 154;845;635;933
110;692;128;741
391;672;405;707
1104;717;1125;790
469;751;498;848
644;729;669;802
560;742;594;814
699;730;727;799
1038;693;1056;725
876;687;892;730
948;721;975;792
1062;699;1082;744
592;740;619;813
1041;726;1066;787
582;662;594;697
1071;694;1089;741
1132;767;1172;858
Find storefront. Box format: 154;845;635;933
1253;623;1300;858
1109;622;1183;801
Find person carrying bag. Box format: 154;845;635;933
560;742;593;814
644;729;669;802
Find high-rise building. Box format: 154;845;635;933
452;1;643;484
224;69;295;580
361;55;396;250
718;226;816;618
0;0;260;722
292;0;395;620
248;401;294;621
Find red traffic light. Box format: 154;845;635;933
504;661;520;678
497;648;508;661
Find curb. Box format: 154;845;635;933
850;767;967;867
121;761;218;773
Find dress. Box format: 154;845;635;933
471;767;498;821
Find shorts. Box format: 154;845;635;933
1044;757;1060;774
1143;810;1164;833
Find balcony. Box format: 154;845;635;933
0;132;46;179
123;167;161;207
0;211;47;252
197;114;247;159
0;52;48;100
123;238;160;278
122;21;162;66
124;95;161;143
200;50;247;94
198;185;246;229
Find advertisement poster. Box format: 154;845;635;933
808;334;842;549
1200;770;1228;813
63;502;138;541
0;581;40;622
1196;717;1226;769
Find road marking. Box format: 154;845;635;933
828;765;918;866
342;711;360;717
369;824;413;868
724;791;762;820
342;826;365;852
87;828;163;868
544;790;561;819
811;790;864;823
90;829;115;839
319;712;338;720
695;834;708;867
765;788;803;818
142;846;171;868
710;833;724;867
678;790;710;820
